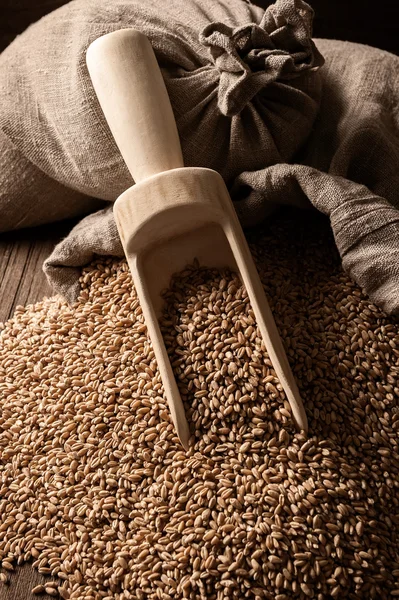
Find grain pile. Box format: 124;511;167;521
0;211;399;599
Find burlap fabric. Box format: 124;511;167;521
0;0;398;314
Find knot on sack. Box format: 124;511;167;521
199;0;324;117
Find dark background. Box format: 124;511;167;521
265;0;398;55
1;0;398;55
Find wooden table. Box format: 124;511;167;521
0;221;78;323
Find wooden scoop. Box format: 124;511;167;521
86;29;308;450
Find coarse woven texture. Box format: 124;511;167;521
0;0;322;215
1;211;399;599
2;0;318;284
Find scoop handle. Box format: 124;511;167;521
86;29;184;183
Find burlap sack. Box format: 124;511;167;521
0;0;322;270
0;0;322;202
1;0;398;314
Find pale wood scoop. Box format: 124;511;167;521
86;29;308;450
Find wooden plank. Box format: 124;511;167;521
0;564;59;600
0;220;77;323
0;236;35;322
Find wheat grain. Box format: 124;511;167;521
0;213;398;598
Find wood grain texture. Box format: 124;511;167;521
0;564;59;600
0;221;77;323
